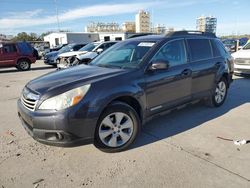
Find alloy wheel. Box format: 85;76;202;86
98;112;134;148
20;61;29;70
215;81;226;104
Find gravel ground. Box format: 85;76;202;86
0;61;250;188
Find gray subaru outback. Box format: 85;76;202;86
18;31;234;152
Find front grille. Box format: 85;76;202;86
235;58;250;65
21;96;37;111
21;88;39;111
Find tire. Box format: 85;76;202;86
206;77;228;107
94;101;141;153
82;59;91;65
17;59;31;71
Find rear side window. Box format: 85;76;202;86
187;39;212;61
3;44;17;53
211;39;227;57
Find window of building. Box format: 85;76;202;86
55;38;59;45
187;39;212;61
104;36;110;41
152;39;187;67
115;37;122;41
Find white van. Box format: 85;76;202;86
232;41;250;75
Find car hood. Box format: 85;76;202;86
58;51;88;58
26;65;126;95
46;51;58;57
78;52;98;60
232;49;250;59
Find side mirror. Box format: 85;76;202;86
96;48;104;54
149;60;169;71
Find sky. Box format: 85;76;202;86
0;0;250;36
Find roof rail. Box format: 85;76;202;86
166;30;216;38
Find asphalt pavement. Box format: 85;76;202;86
0;61;249;188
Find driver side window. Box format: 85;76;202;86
152;39;187;67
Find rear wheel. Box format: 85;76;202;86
206;77;228;107
17;59;31;71
94;102;140;152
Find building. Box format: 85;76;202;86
152;24;166;34
43;32;99;47
135;10;150;33
99;32;139;42
85;22;121;33
165;27;175;34
196;16;217;33
122;22;136;32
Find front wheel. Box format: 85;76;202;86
206;77;228;107
94;102;140;152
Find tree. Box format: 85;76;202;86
12;30;72;42
39;31;53;41
12;32;39;42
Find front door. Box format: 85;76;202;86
145;39;192;115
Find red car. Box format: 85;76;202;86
0;42;36;71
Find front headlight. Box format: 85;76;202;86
39;84;91;110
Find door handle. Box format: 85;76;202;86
181;69;192;76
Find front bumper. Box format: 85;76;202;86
44;58;56;65
17;99;97;147
234;64;250;75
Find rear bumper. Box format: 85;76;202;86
30;57;36;64
17;99;97;147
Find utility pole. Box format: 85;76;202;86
54;0;60;31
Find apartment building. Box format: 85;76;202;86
135;10;151;33
196;16;217;33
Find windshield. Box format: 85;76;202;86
79;43;99;52
243;42;250;50
90;40;155;69
58;45;73;54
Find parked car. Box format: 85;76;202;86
50;44;68;52
57;41;117;69
44;43;85;67
17;31;233;152
239;37;249;47
0;42;36;71
232;41;250;75
222;39;237;52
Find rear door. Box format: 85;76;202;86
187;39;217;98
145;39;192;115
0;43;18;67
